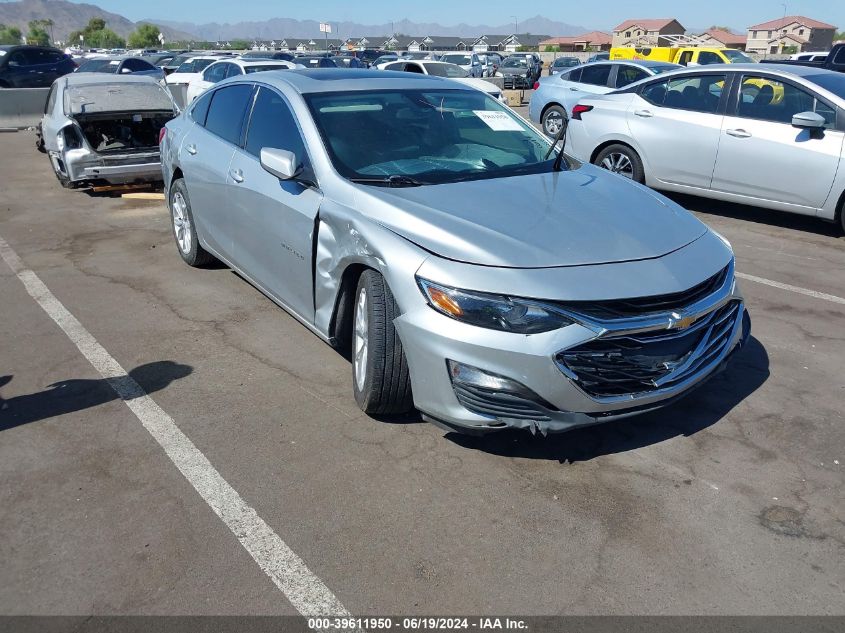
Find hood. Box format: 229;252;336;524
353;166;708;268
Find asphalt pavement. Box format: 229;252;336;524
1;128;843;617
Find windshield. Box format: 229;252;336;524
807;73;845;99
502;58;527;68
304;89;560;185
244;64;290;73
554;58;579;67
442;54;471;65
176;59;215;73
77;59;120;73
423;63;469;78
722;49;753;63
650;63;682;74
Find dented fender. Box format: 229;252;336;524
313;198;430;339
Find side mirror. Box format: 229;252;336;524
260;147;299;180
792;111;825;130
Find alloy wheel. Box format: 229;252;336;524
354;286;369;392
600;152;634;179
172;191;192;254
543;110;564;136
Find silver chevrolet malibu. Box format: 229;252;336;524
160;69;751;436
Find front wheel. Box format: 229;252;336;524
541;105;567;137
352;270;414;416
593;144;645;184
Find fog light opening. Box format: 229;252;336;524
446;360;556;413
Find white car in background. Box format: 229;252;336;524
382;60;507;103
165;56;227;88
186;58;301;103
439;52;484;77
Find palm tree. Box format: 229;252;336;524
43;19;54;45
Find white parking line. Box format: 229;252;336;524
0;233;351;618
736;272;845;306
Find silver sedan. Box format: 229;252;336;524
565;64;845;232
160;69;750;436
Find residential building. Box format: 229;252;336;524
746;16;836;54
612;19;686;48
471;33;550;52
539;31;612;52
698;28;747;50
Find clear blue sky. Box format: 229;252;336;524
71;0;843;30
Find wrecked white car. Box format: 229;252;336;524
38;74;177;188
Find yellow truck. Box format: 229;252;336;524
610;46;753;66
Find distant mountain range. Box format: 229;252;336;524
0;1;591;44
147;15;589;42
0;0;198;42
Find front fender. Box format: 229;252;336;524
313;199;430;338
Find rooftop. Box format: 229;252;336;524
614;19;681;32
749;15;837;30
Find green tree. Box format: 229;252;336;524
228;39;251;50
836;30;845;41
127;23;161;48
68;17;125;49
543;45;560;52
26;20;50;46
0;23;23;45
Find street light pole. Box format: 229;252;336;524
780;3;787;53
511;15;518;35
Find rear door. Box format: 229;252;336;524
627;72;728;188
710;73;844;211
227;85;322;321
571;63;613;97
178;83;254;258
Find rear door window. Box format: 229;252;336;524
564;67;583;82
190;89;213;125
579;64;611;87
204;84;254;145
615;66;649;88
641;74;726;113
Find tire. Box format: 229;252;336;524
593;144;645;184
352;270;414;416
838;196;845;236
541;105;567;138
35;124;45;153
169;178;214;267
52;163;77;189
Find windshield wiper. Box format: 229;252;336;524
350;175;426;187
543;116;570;172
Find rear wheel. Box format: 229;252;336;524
838;196;845;236
352;270;414;416
35;124;45;153
169;178;214;267
541;105;567;137
593;144;645;183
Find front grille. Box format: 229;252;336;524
557;301;741;399
452;383;552;421
556;266;729;320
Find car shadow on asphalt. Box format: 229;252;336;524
444;336;769;463
665;193;843;239
0;361;192;432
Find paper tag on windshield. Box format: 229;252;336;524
473;110;523;131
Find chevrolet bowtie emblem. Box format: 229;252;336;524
670;312;697;330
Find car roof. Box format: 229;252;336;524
655;62;839;80
62;73;162;87
230;69;464;94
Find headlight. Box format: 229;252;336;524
417;278;573;334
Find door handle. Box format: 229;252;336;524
726;129;752;138
230;169;244;183
185;144;197;155
570;87;580;91
634;109;653;118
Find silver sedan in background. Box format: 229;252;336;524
530;60;681;137
160;69;750;436
565;64;845;232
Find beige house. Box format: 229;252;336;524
539;31;612;52
698;28;747;50
746;15;836;54
612;19;685;48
